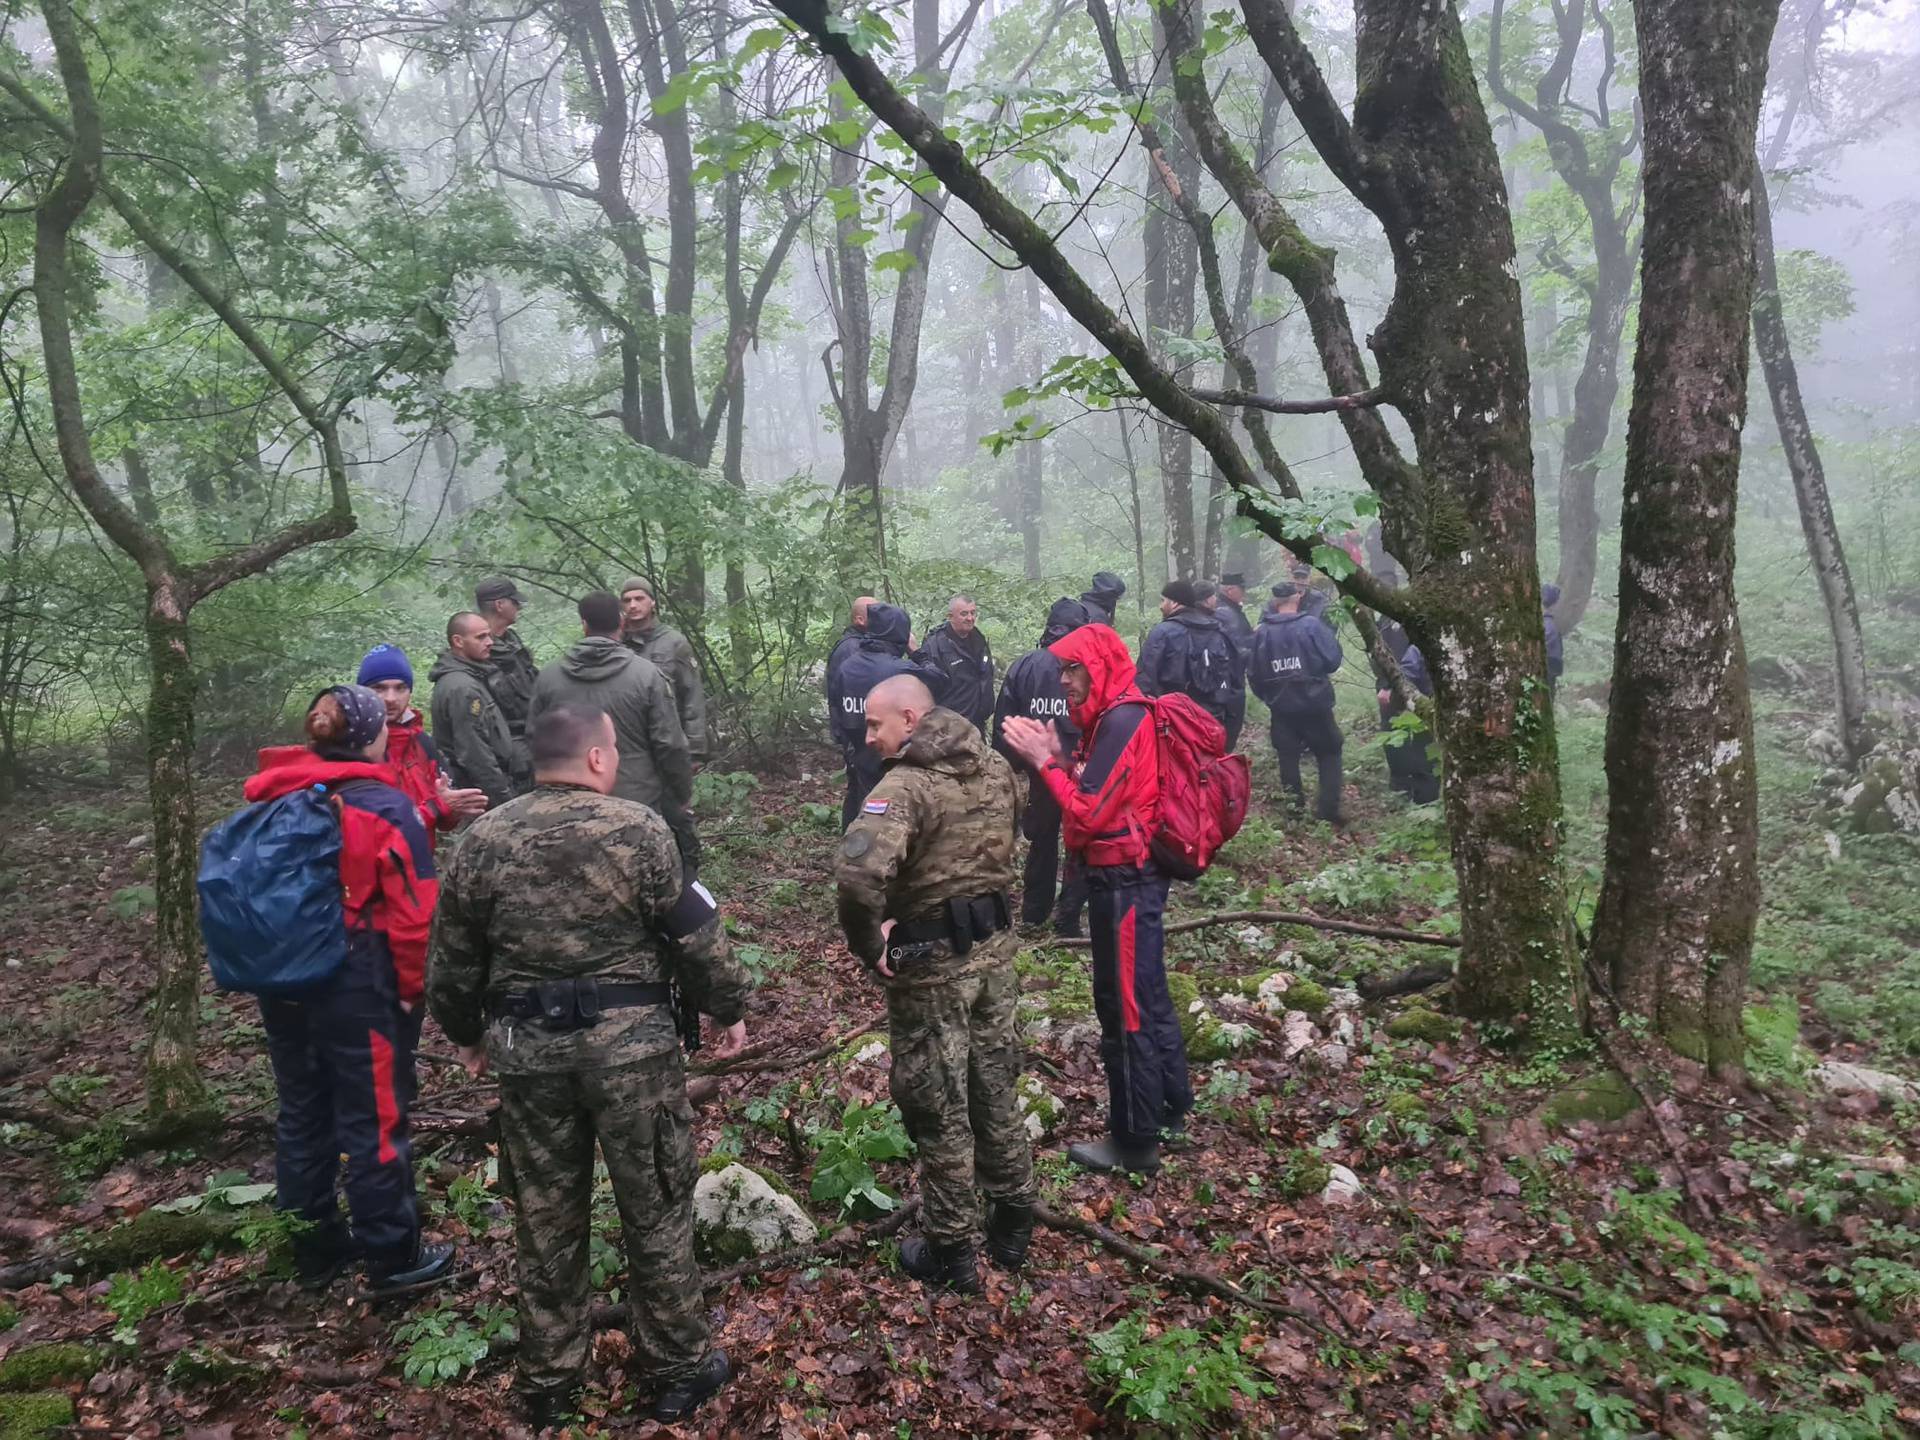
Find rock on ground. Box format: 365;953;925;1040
1321;1164;1363;1206
693;1164;817;1260
1814;1060;1920;1105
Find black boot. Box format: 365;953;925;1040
983;1200;1034;1272
898;1236;982;1294
1066;1136;1161;1174
651;1349;732;1423
367;1241;456;1296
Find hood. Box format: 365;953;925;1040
1541;583;1561;609
895;706;989;776
864;603;911;651
1049;623;1139;730
428;649;488;683
1085;570;1126;610
1259;607;1313;627
1039;596;1093;647
561;635;638;680
1168;607;1221;631
245;749;397;803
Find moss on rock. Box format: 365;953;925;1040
1284;980;1331;1018
1278;1149;1333;1200
1386;1009;1461;1043
0;1392;76;1440
1542;1070;1640;1128
0;1345;100;1394
80;1207;243;1274
1383;1093;1430;1125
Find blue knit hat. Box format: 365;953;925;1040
313;684;388;751
356;643;414;689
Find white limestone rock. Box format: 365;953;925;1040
693;1164;817;1259
1320;1163;1364;1206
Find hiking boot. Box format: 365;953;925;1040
651;1349;732;1423
1066;1137;1161;1174
898;1236;983;1293
1160;1117;1192;1151
523;1385;579;1433
294;1250;350;1292
983;1200;1034;1272
367;1241;456;1296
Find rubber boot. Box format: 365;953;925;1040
1066;1136;1161;1174
983;1200;1034;1272
898;1236;982;1294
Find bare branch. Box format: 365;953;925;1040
1188;385;1388;415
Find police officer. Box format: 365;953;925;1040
1250;582;1346;824
825;595;877;711
1214;573;1255;663
992;598;1093;937
475;577;538;740
827;602;944;828
1376;629;1440;804
427;703;752;1428
428;611;530;808
620;577;709;762
1078;571;1127;627
917;595;995;733
1137;579;1244;730
836;675;1034;1293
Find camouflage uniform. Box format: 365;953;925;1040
487;625;539;739
834;707;1035;1246
427;785;751;1404
627;622;709;762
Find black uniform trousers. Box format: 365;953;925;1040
1087;864;1192;1147
1269;706;1345;822
1020;782;1089;934
260;947;422;1274
1379;701;1440;803
840;747;884;829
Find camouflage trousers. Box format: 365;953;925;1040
886;955;1036;1245
498;1051;707;1399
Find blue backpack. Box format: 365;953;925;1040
197;784;351;995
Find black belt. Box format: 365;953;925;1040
487;978;671;1029
890;891;1012;956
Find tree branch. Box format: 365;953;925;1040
1049;908;1461;951
1187;385;1387;415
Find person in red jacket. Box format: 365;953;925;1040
355;644;487;845
244;683;455;1294
1002;624;1191;1175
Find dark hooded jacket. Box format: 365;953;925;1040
527;636;692;813
828;604;946;759
1078;572;1127;627
1216;594;1255;661
993;597;1090;766
1250;607;1344;713
1034;624;1157;868
918;620;995;731
1541;583;1564;683
1137;607;1244;722
429;649;529;809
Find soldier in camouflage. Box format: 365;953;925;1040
834;674;1036;1294
427;703;751;1428
476;576;539;739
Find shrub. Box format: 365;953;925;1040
1085;1315;1274;1432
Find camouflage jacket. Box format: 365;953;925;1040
626;622;708;761
427;783;750;1075
834;707;1021;986
487;626;539;738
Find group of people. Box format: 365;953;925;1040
238;554;1489;1431
243;576;738;1428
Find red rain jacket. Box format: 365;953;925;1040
384;710;458;845
1035;624;1159;868
244;750;438;1005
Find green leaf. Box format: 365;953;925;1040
871;248;916;274
765;159;802;189
1312;544;1358;580
737;26;788;62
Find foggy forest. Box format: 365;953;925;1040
1;0;1918;1432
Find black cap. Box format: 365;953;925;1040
1220;572;1245;588
475;576;522;606
1162;578;1203;607
1270;581;1301;600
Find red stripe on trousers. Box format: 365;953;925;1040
369;1029;400;1164
1119;905;1140;1032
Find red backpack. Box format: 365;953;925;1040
1145;694;1251;879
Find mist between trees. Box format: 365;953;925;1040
1;0;1917;1110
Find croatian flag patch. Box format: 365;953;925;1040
863;799;890;814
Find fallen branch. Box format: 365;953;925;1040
1034;1200;1348;1341
1357;961;1455;1001
1050;909;1460;951
692;1017;885;1077
0;1099;93;1140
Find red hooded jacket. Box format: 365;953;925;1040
1035;624;1159;868
244;750;438;1005
384;710;457;844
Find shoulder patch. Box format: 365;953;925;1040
468;696;483;717
841;828;872;859
863;799;890;814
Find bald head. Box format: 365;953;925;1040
851;595;876;629
865;674;934;758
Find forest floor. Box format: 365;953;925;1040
2;682;1918;1438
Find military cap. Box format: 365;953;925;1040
475;576;523;605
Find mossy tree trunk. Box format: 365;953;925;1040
1590;0;1781;1080
773;0;1585;1042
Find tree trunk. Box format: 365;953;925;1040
143;577;210;1118
1141;112;1200;577
1752;164;1870;761
1590;0;1779;1079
